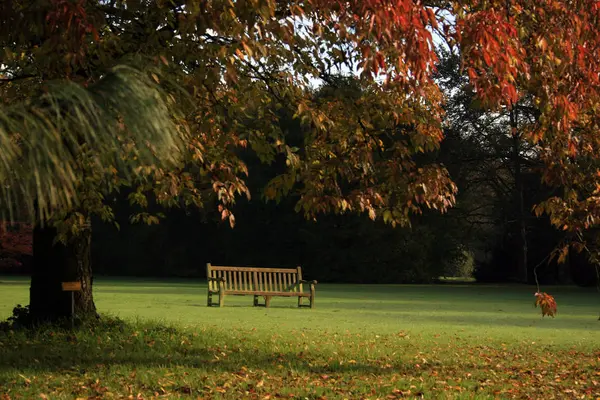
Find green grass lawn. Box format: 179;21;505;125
1;276;599;399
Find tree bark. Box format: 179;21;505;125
511;108;529;284
29;219;96;323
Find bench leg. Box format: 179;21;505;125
265;296;271;308
207;293;212;307
309;284;315;309
253;295;259;307
298;296;303;308
217;281;225;307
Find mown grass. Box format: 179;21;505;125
0;276;599;399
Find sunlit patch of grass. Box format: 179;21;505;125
1;277;599;399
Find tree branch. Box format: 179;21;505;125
0;74;37;83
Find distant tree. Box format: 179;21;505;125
0;223;33;273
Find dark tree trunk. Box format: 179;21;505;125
29;219;96;323
511;108;529;284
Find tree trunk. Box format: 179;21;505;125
511;108;529;284
29;219;96;323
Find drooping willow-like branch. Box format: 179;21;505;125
0;65;188;223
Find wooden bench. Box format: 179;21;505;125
206;263;317;308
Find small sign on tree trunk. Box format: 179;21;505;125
61;281;82;291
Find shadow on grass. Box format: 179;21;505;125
1;315;598;390
0;340;405;378
0;319;434;378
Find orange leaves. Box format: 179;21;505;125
372;51;386;76
311;0;439;85
534;292;558;318
456;9;526;108
455;1;600;236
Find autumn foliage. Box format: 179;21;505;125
534;292;558;318
4;0;598;233
454;1;600;236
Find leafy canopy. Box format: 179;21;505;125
1;0;600;240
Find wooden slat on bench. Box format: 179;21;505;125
224;290;310;296
290;273;297;292
210;266;298;273
209;264;310;294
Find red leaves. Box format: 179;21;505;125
534;292;557;318
310;0;439;85
0;222;33;258
456;9;527;107
46;0;99;70
455;1;600;236
0;222;32;271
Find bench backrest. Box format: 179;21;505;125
206;263;304;293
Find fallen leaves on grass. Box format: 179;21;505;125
2;323;600;399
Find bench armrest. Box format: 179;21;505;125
207;277;226;282
299;280;317;285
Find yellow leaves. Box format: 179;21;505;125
536;36;548;51
368;208;376;221
18;374;31;385
556;245;569;264
296;102;307;116
241;41;253;58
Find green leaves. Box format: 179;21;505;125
0;65;187;224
